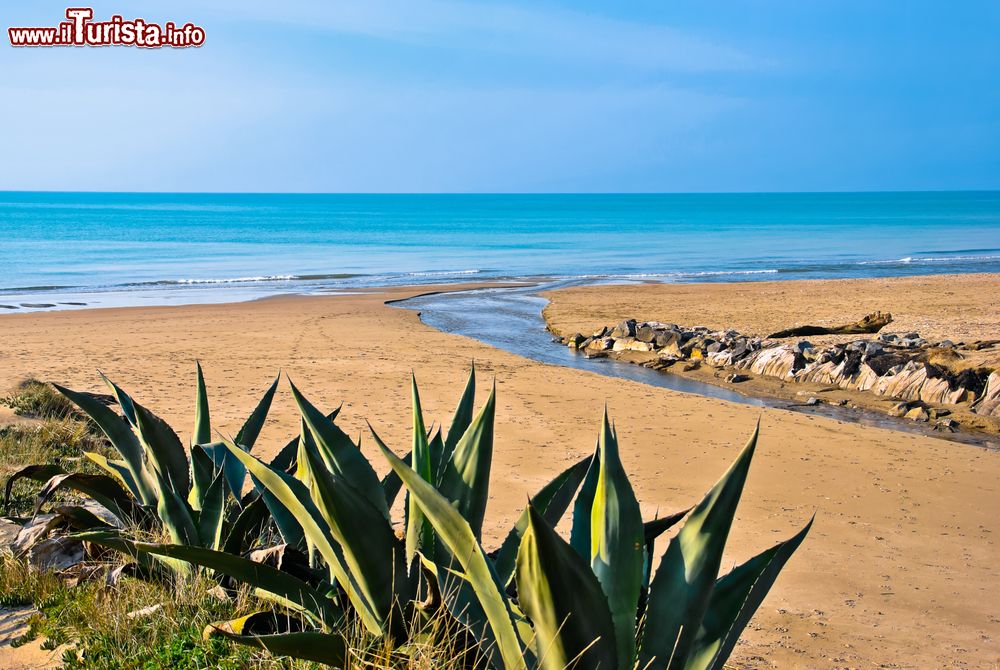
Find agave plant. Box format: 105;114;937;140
4;364;285;574
383;412;811;670
104;368;809;669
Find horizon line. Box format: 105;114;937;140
1;188;998;197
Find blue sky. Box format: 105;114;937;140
1;1;998;192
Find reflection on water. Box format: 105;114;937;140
398;282;998;449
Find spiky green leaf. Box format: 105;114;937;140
437;382;496;540
289;380;387;517
375;435;526;670
53;383;157;505
220;439;384;636
639;425;760;670
516;505;618;670
139;544;341;627
686;518;812;670
193;362;212;446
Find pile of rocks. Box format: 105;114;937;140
560;319;1000;420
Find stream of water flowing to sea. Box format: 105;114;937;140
398;282;1000;449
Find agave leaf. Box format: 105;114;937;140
212;374;280;506
266;407;341;476
35;472;139;523
405;375;434;562
427;429;445;485
73;529;169;576
582;409;644;669
132;400;190;496
257;483;306;549
639;424;760;670
289;380;388;517
83;452;141;501
220;439;384;636
223;494;270;555
98;373;137;427
138;543;341;627
4;464;66;514
516;505;618;670
376;436;527;670
642;508;693;592
440;364;476;472
234;374;280;451
494;456;591;587
301;445;411;640
198;470;227;551
685;518;812;670
53;383;157;505
380;450;411;509
205;619;346;666
569;445;600;558
188;445;218;512
193;362;212;446
50;505;115;532
154;470;199;556
437;381;496;540
645;509;693;546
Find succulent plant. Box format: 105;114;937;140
97;368;808;669
5;364;283;575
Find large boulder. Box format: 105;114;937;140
972;371;1000;417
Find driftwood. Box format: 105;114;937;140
767;311;893;339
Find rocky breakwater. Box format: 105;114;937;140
558;318;1000;432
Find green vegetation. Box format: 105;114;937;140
2;379;84;422
1;365;811;669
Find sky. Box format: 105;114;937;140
1;1;998;193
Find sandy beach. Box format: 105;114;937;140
1;276;999;668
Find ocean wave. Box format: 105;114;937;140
576;269;780;280
121;273;363;287
405;270;482;277
857;254;1000;266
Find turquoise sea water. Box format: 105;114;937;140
0;191;998;311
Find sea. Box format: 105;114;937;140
1;191;998;312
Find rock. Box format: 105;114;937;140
934;418;958;432
614;338;652;352
879;332;899;343
888;401;911;417
726;373;750;383
904;406;930;422
654;330;680;349
612;319;637;338
972;371;1000;417
612;337;635;352
635;325;657;343
938;340;955;348
682;361;701;372
794;340;813;353
585;337;613;352
566;333;585;349
863;342;884;359
706;341;725;354
804;397;819;406
578;336;594;350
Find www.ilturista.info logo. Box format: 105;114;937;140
8;8;205;48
